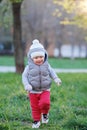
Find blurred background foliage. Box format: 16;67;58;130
0;0;87;73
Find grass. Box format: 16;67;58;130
48;58;87;69
0;73;87;130
0;56;15;66
0;56;87;68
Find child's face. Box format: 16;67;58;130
33;56;44;65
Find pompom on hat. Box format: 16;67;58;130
29;39;45;59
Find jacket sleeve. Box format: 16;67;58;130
48;64;61;83
22;65;32;91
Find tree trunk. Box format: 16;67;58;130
12;2;24;73
85;43;87;58
71;43;75;60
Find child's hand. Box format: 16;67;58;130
57;79;62;86
57;82;62;86
25;85;32;91
54;78;62;86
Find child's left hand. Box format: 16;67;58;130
57;79;62;86
57;82;61;86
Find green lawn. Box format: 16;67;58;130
0;73;87;130
0;56;87;68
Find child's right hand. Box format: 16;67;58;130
25;85;32;91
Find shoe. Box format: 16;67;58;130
42;114;49;124
32;121;40;128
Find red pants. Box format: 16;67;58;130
29;91;50;121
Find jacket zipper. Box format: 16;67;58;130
39;66;41;89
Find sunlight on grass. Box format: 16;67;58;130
0;73;87;130
0;56;87;69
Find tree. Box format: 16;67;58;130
53;0;87;30
12;1;24;73
11;0;24;73
53;0;87;58
0;0;24;73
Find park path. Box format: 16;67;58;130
0;66;87;73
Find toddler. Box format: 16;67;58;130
22;39;62;128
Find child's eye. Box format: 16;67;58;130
40;56;43;58
35;57;38;59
